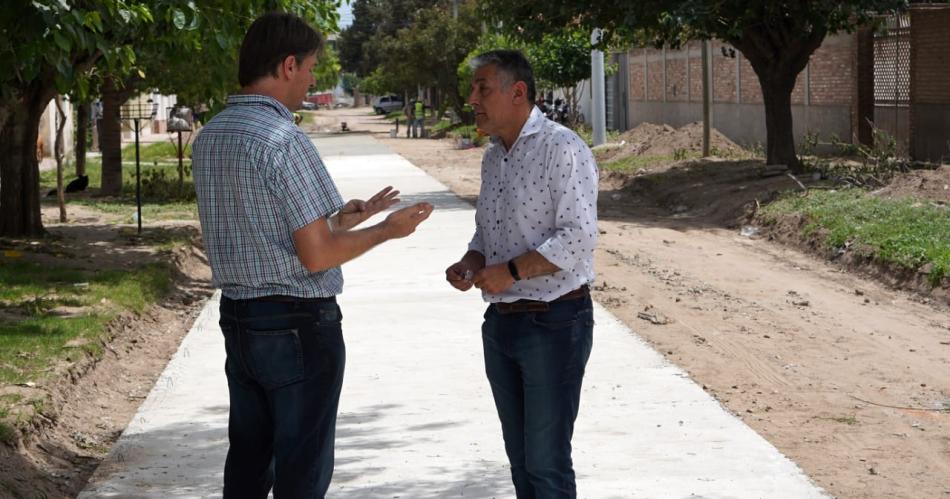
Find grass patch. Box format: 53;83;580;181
762;190;950;284
430;118;455;135
600;154;681;173
0;260;173;385
40;158;198;222
298;110;316;126
385;110;406;121
574;124;621;147
0;421;16;445
121;141;191;162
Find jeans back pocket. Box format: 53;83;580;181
245;328;305;390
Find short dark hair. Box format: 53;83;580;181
238;12;324;87
470;49;536;103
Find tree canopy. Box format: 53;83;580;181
479;0;908;170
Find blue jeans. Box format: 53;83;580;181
219;296;346;499
482;296;594;499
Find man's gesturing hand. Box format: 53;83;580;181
335;186;401;231
383;202;433;238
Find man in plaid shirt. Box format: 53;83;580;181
192;12;433;498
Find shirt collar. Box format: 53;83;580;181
491;106;546;150
226;94;294;122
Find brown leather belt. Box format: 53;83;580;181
251;295;336;303
494;285;590;314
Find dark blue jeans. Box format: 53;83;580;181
219;296;346;499
482;296;594;499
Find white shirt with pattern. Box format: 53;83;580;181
469;106;598;303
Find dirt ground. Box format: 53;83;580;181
0;208;212;498
314;107;950;499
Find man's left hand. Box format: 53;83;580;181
472;263;515;294
335;186;400;231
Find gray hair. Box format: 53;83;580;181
470;49;536;102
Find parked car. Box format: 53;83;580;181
300;100;317;110
373;95;404;115
306;92;333;108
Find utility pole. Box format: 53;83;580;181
701;40;711;157
591;28;606;146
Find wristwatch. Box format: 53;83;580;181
507;259;522;281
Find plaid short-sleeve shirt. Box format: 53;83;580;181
192;95;345;299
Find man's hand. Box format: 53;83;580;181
334;186;400;231
383;202;433;238
472;263;515;294
446;261;477;291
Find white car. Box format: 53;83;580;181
373;95;404;115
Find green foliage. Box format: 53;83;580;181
810;127;910;188
525;30;594;91
338;0;435;77
0;1;156;102
345;0;480;115
340;72;361;95
40;158;199;221
359;67;400;96
478;0;908;170
763;190;950;285
312;46;342;92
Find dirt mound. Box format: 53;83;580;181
600;122;746;162
873;165;950;204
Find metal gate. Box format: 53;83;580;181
873;13;911;154
605;52;629;131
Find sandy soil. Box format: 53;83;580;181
311;107;950;499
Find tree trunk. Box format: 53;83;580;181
100;79;132;196
54;96;67;223
75;101;89;176
733;26;827;174
759;74;802;172
0;88;54;237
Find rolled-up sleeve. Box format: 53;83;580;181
467;223;485;255
535;132;599;270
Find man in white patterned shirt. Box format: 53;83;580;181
193;12;433;499
445;50;598;499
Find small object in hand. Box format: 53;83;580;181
463;270;474;282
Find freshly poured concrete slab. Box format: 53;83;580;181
80;134;828;499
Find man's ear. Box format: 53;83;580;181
512;81;529;105
279;54;297;80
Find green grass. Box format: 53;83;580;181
71;199;199;223
600;154;685;173
299;110;316;126
430;118;455;135
40;158;198;222
385;110;406;121
762;190;950;284
0;259;172;385
574;124;621;147
121;141;192;162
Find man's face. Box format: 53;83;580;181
289;53;317;110
468;64;517;135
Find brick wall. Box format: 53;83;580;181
628;34;856;107
911;6;950;104
808;35;855;106
910;4;950;161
